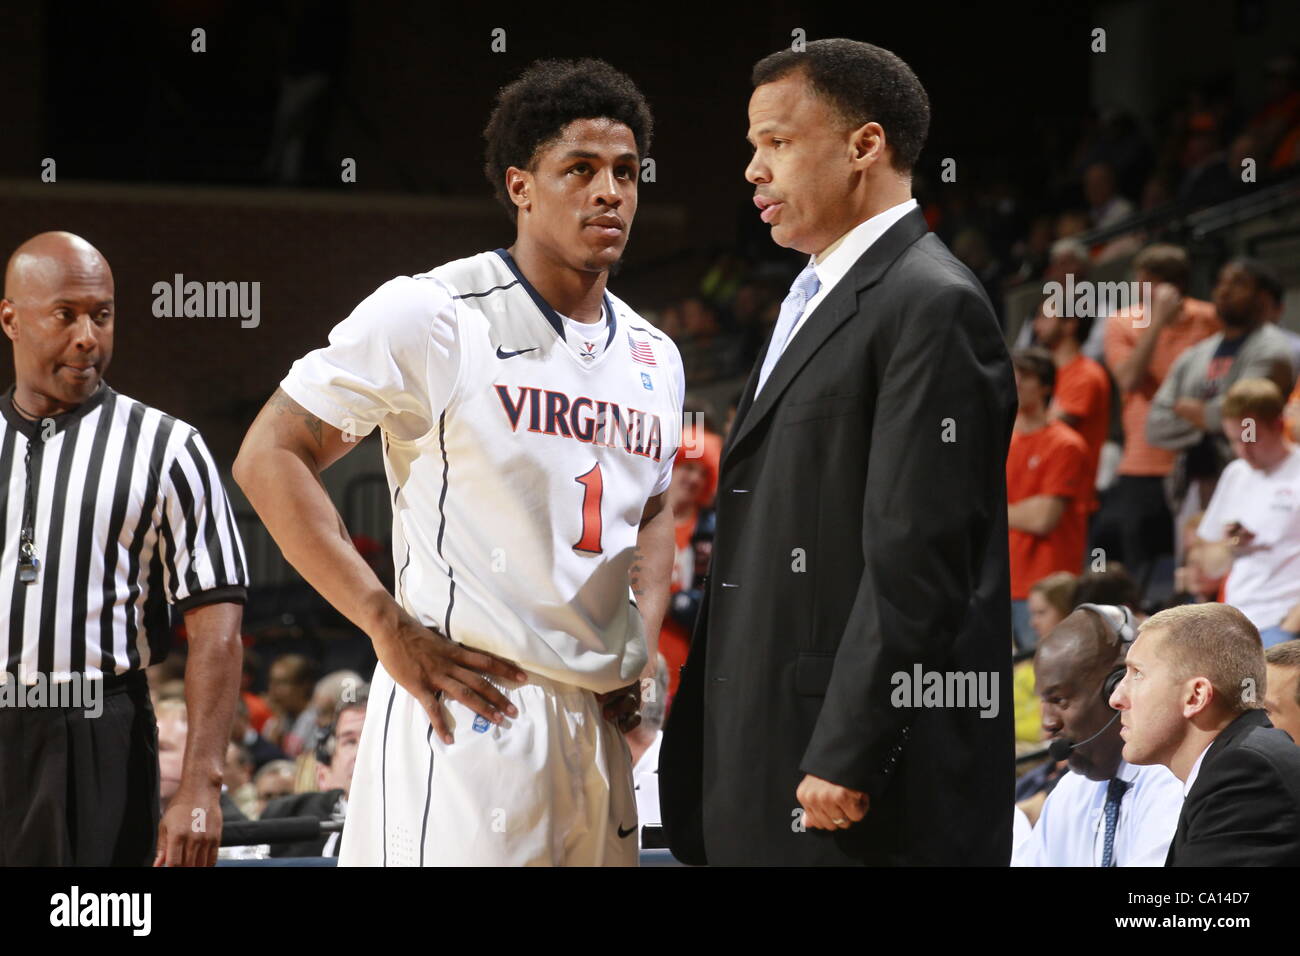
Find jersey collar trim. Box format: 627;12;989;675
492;248;618;350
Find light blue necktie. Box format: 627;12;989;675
755;260;822;395
1100;776;1130;867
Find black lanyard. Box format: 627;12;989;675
17;433;41;584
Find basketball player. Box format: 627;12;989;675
234;59;682;866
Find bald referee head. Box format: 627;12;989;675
1;231;114;416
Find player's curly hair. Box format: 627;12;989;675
483;58;653;222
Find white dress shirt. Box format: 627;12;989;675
1012;760;1184;867
632;729;663;835
770;197;919;366
1183;744;1213;796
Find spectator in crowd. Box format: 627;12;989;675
1083;161;1142;264
224;743;259;820
1098;243;1220;587
1260;268;1300;373
1033;296;1111;506
239;650;272;735
1008;348;1092;650
1147;258;1295;523
157;699;189;813
1181;379;1300;643
1084;161;1136;231
1013;238;1090;350
1027;571;1077;642
253;760;297;818
1264;640;1300;743
1071;564;1142;617
230;695;287;771
952;227;1005;323
261;654;319;757
1015;572;1076;746
307;669;365;748
158;699;247;827
660;421;721;699
629;654;669;846
1248;53;1300;172
1014;605;1183;866
260;693;368;857
1177;112;1233;208
1111;602;1300;865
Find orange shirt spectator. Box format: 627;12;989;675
1051;354;1111;505
1104;297;1220;476
659;427;721;700
1007;421;1090;599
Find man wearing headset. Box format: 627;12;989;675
1013;604;1184;866
259;692;367;858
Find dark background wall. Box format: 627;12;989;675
2;0;1298;464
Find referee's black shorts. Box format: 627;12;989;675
0;671;160;866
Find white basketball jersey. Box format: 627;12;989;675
281;249;684;693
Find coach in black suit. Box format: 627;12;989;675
659;39;1017;865
1110;602;1300;866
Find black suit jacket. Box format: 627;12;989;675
659;207;1017;865
260;789;345;858
1166;709;1300;866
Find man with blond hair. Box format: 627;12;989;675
1111;602;1300;865
1182;379;1300;642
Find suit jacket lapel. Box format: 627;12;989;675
722;207;931;469
1183;709;1268;805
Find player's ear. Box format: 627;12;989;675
505;166;532;216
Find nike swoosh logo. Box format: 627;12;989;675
496;345;538;359
617;825;636;839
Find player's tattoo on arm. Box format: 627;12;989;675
629;544;646;600
268;387;324;447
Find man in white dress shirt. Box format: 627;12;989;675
1014;605;1183;866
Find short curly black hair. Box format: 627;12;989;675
752;39;930;174
483;58;653;222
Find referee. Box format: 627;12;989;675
0;231;248;866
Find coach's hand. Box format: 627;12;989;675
154;785;222;867
796;774;869;831
377;612;526;745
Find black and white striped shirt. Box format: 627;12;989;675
0;381;248;683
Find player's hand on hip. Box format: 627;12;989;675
376;612;527;745
796;774;869;831
595;681;641;732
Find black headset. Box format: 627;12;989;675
1046;603;1140;761
1075;602;1138;706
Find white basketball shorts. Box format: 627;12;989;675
337;660;639;866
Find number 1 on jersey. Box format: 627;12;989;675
574;462;604;555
